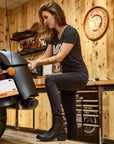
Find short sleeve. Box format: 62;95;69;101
63;29;79;44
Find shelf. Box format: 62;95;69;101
77;123;99;127
17;45;47;55
10;30;38;41
77;90;98;93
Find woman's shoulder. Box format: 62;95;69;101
64;25;79;37
66;25;77;31
64;25;78;34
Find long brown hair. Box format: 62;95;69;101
38;2;67;41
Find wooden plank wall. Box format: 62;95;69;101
0;0;114;133
0;8;7;50
0;0;114;80
102;91;114;140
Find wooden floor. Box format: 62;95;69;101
0;128;93;144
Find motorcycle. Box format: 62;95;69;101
0;49;38;137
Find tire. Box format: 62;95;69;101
0;107;7;137
83;116;98;135
77;116;99;143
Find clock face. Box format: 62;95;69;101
84;6;109;40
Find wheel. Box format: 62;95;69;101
83;116;98;136
0;107;7;137
77;116;99;143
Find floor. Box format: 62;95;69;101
0;129;93;144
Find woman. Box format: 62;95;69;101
28;2;88;142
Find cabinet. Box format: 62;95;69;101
35;92;52;131
7;109;16;127
76;88;99;143
7;92;52;132
102;90;114;143
67;81;114;144
18;110;33;128
6;80;114;144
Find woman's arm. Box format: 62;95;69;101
28;43;74;71
37;44;53;60
28;44;53;70
36;43;74;64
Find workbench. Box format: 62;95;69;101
35;80;114;144
7;80;114;144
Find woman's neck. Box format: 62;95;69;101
55;25;67;40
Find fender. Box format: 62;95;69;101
0;49;38;100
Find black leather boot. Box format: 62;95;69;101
36;116;66;141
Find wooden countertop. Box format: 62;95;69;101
87;80;114;86
35;80;114;89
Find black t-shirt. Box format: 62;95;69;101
50;26;88;75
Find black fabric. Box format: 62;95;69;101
50;25;88;74
45;72;88;140
60;90;77;140
46;25;88;140
45;72;88;115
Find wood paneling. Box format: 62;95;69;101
106;0;114;79
0;8;7;50
35;92;52;130
0;0;114;133
7;109;16;126
18;109;33;128
102;91;114;140
0;0;114;80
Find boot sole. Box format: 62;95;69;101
36;134;66;142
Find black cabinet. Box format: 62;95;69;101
61;86;99;143
76;88;99;143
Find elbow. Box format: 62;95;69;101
55;56;63;63
58;57;63;62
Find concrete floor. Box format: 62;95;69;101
0;129;92;144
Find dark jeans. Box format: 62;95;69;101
45;72;88;140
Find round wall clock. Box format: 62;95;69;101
84;6;109;40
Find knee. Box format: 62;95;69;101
45;75;55;85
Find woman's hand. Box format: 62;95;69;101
27;60;37;71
